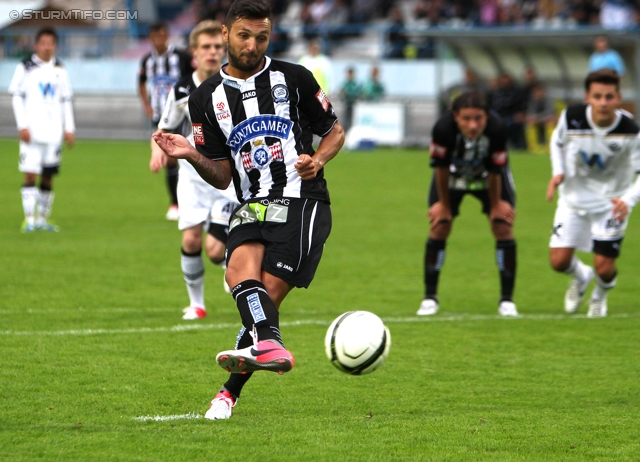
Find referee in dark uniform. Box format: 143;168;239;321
153;0;345;420
418;90;518;317
138;21;194;220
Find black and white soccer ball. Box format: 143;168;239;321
324;311;391;375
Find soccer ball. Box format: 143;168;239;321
324;311;391;375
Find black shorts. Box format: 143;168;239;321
428;167;516;217
207;222;229;244
226;198;332;288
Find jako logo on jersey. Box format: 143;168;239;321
608;142;621;152
227;115;293;154
492;150;507;165
242;90;257;100
430;143;447;158
580;150;609;169
39;82;54;97
192;124;204;145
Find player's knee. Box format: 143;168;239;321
594;259;616;282
429;222;451;240
206;242;225;265
491;222;513;240
549;253;571;272
182;232;202;253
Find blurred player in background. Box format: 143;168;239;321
150;20;238;320
9;27;75;233
153;0;344;420
418;90;518;317
547;69;640;318
139;21;194;221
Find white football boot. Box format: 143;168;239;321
587;298;608;318
182;306;206;320
417;298;439;316
498;300;518;317
564;266;594;314
204;390;236;420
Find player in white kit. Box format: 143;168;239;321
9;28;75;232
150;20;239;320
547;69;640;317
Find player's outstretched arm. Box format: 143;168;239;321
152;132;231;189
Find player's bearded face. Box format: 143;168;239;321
586;82;620;127
225;19;271;74
454;108;487;140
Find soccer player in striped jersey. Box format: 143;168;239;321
150;20;239;320
153;0;345;420
139;21;194;221
547;69;640;318
9;27;75;233
419;90;518;317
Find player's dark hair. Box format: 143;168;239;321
149;21;168;34
451;90;488;113
36;27;57;43
585;69;620;92
225;0;272;29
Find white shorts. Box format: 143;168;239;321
177;173;237;232
19;141;61;174
549;202;629;252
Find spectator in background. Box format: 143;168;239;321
362;65;385;102
438;68;488;116
489;72;527;150
599;0;639;29
339;67;361;132
385;5;409;59
567;0;600;25
298;39;332;94
526;82;557;146
589;36;625;77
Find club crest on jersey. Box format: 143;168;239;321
271;84;289;103
241;140;284;171
192;124;204;145
227;115;293;154
315;88;330;111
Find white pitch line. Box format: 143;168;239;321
133;413;203;422
0;312;637;337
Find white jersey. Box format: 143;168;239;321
158;71;237;200
8;54;74;143
551;103;640;212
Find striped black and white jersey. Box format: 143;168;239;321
429;111;509;190
551;103;640;212
188;57;338;204
138;45;193;123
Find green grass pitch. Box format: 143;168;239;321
1;138;639;461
